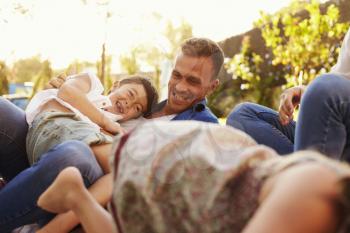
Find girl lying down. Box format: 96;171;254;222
26;72;158;232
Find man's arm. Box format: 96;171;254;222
278;85;306;125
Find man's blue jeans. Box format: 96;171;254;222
0;97;104;232
226;102;295;155
226;74;350;161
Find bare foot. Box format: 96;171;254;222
37;167;85;213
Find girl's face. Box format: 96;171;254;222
106;83;148;122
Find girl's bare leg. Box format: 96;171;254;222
37;167;117;233
243;164;340;233
38;144;114;233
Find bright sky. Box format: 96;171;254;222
0;0;292;72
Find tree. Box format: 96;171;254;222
12;56;43;83
222;0;349;115
225;36;284;107
65;60;96;75
97;54;113;93
255;0;349;86
0;61;10;95
31;60;53;97
163;20;193;60
119;47;141;75
121;19;193;91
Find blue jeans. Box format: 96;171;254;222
226;102;295;155
226;74;350;161
0;97;104;232
295;74;350;161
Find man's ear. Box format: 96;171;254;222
208;79;219;95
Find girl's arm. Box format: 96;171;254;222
57;73;122;134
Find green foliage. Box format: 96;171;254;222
221;35;285;111
0;61;10;95
12;55;43;83
65;60;95;75
223;0;349;115
119;47;141;75
97;54;113;93
255;0;349;86
31;60;53;97
119;19;193;91
163;20;193;59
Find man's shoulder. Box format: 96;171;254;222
191;106;218;123
173;101;218;123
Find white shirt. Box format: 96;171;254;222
331;28;350;79
26;72;121;129
120;115;176;131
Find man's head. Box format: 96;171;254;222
106;75;158;121
166;37;224;114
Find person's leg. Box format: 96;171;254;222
37;167;117;233
226;103;295;155
38;173;113;233
0;97;29;181
91;143;113;173
243;163;340;233
0;140;103;233
295;74;350;161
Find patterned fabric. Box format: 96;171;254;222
110;121;350;233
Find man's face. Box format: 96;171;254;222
167;53;219;114
106;82;148;122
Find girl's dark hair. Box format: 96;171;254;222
119;75;159;117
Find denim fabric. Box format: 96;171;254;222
0;141;103;233
295;74;350;161
0;98;104;232
0;97;29;181
226;74;350;161
226;102;295;155
27;111;112;165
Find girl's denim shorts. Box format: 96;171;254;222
26;111;113;165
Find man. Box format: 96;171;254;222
0;37;224;232
148;37;223;123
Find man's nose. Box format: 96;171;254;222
175;79;188;92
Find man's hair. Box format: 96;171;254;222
180;38;224;79
119;75;159;117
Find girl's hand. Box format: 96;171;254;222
45;73;67;89
101;115;125;135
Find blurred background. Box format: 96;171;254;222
0;0;349;118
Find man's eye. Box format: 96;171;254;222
172;72;181;79
188;79;200;85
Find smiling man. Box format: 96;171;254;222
148;37;224;123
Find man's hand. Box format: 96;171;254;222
44;73;67;89
278;85;306;125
